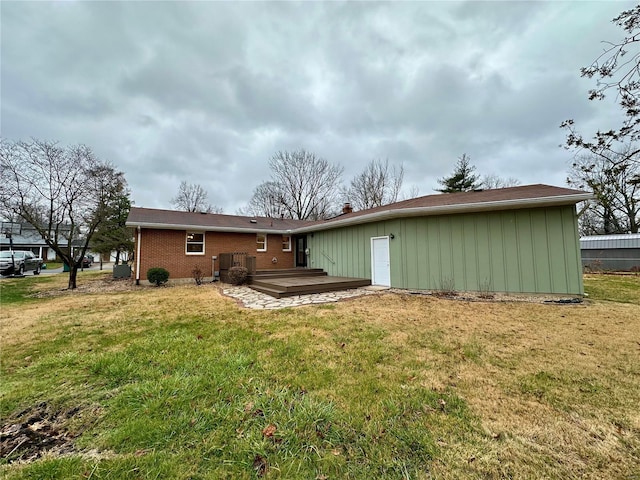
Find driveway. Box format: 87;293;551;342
2;263;109;278
41;263;109;275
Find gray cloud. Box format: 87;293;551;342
1;0;635;212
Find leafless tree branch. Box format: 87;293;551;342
171;181;221;213
0;138;127;288
344;159;404;211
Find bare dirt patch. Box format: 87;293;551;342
31;276;142;298
0;402;98;463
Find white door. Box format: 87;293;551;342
371;236;391;287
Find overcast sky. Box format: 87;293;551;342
1;1;634;213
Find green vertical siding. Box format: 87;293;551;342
308;205;583;294
475;216;493;290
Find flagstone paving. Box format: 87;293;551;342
221;285;385;309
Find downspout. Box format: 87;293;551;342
135;226;141;285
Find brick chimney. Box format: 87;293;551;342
342;202;353;214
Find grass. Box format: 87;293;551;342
43;261;63;270
0;274;55;305
583;272;640;305
1;272;639;479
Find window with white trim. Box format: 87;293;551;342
282;235;291;252
186;232;205;254
257;233;267;252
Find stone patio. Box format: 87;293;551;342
221;285;385;309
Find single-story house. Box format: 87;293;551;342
0;223;56;261
580;233;640;271
126;184;592;295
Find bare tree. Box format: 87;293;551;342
344;159;404;211
480;174;521;190
567;146;639;233
561;6;640;186
244;181;287;218
0;138;127;289
400;185;420;201
245;150;343;220
171;181;222;213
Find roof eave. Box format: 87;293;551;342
294;193;594;233
124;221;294;235
126;193;593;235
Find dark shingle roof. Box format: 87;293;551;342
126;208;312;233
299;184;591;232
127;184;592;233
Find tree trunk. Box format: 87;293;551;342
115;250;120;265
68;266;78;289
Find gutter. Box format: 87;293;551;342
135;226;141;285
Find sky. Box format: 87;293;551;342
1;1;635;214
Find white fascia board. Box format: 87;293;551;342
294;193;594;233
124;221;291;235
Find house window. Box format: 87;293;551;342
186;232;205;255
282;235;291;252
257;233;267;252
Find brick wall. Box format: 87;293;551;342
135;229;296;280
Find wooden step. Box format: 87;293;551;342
253;268;325;275
249;271;327;281
248;268;327;284
249;276;371;298
249;284;288;299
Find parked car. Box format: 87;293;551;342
0;250;43;276
73;255;92;268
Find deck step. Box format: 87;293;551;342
249;276;371;298
249;271;327;281
252;268;325;275
249;284;287;299
248;268;327;283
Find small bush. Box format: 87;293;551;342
147;267;169;286
478;277;494;299
192;265;204;285
435;277;457;297
227;266;248;285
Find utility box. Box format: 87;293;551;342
113;264;132;279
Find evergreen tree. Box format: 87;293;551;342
91;184;134;264
436;154;481;193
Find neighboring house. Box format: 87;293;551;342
0;222;56;261
580;233;640;271
126;184;592;294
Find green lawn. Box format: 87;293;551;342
584;273;640;304
1;272;638;479
42;261;63;270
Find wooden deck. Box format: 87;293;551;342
249;268;371;298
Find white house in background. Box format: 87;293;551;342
0;223;56;260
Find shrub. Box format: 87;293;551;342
192;265;204;286
227;266;248;285
435;277;457;297
147;267;169;286
478;277;494;299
